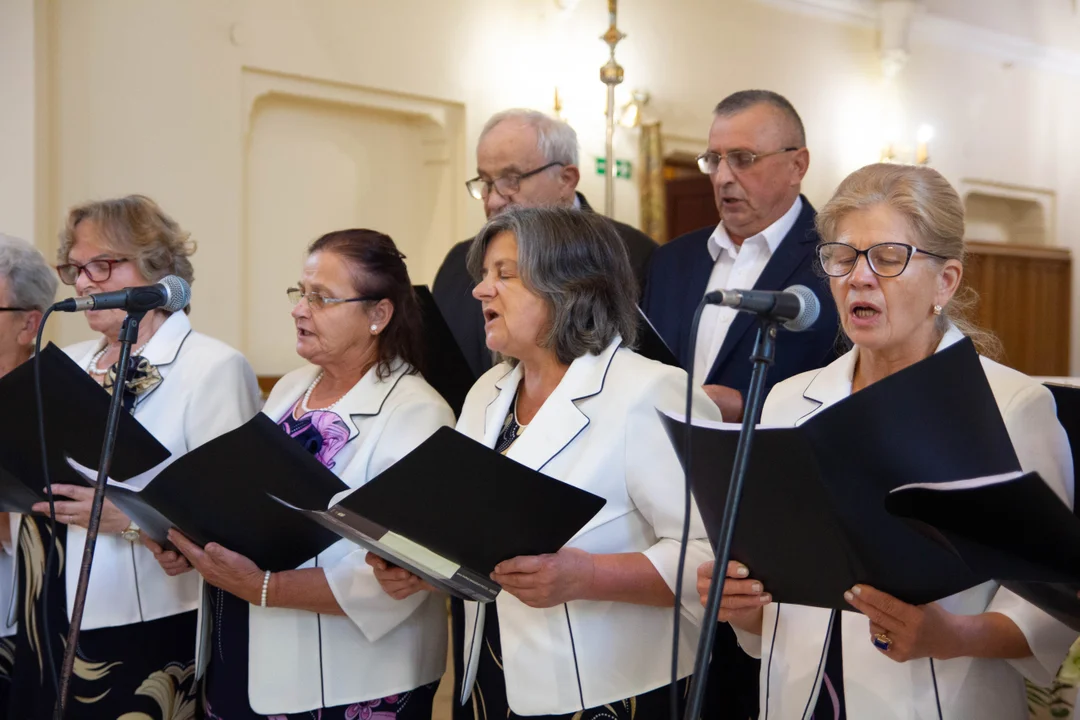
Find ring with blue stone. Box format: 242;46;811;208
872;633;893;651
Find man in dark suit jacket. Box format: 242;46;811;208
642;91;839;720
433;108;656;378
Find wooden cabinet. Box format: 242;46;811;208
963;241;1071;375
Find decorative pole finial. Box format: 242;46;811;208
600;0;625;217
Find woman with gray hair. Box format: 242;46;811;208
370;207;722;718
0;233;57;705
10;195;262;720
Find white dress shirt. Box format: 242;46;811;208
693;196;803;386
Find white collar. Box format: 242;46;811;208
707;195;803;262
77;311;193;370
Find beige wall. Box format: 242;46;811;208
5;0;1080;372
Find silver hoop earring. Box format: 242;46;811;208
933;305;943;316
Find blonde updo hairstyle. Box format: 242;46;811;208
815;163;1001;358
58;195;196;312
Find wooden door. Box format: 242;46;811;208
664;159;719;241
963;241;1071;375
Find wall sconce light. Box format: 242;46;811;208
916;124;934;165
618;90;650;128
553;87;564;120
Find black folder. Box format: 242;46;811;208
281;426;607;602
76;413;348;571
0;343;170;511
662;338;1015;609
635;306;681;368
414;285;477;417
886;471;1080;631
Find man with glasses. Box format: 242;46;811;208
641;90;838;720
432;108;656;378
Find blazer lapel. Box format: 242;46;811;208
131;312;193;407
502;340;620;473
708;197;818;381
679;237;717;366
262;365;322;423
798;347;857;423
482;364;522;448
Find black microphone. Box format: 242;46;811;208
703;284;820;331
53;275;191;314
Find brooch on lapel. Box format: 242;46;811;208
103;355;163;409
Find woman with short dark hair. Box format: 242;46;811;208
372;207;722;719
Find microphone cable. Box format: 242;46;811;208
670;298;709;720
32;306;62;701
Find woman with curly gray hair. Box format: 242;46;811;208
371;207;723;719
10;195;262;720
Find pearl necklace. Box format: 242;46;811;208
88;340;151;375
299;371;345;413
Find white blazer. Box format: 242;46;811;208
52;311;261;630
457;338;723;716
194;361;454;715
733;326;1076;720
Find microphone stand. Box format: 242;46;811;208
683;318;778;720
56;309;146;720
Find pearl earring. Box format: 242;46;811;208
370;324;378;333
933;305;943;316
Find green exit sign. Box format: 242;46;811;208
595;157;633;179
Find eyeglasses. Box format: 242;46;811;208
56;258;129;286
0;307;29;312
696;147;801;174
286;287;382;310
817;242;950;278
465;162;565;200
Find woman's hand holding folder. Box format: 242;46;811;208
142;532;192;576
365;554;436;599
698;560;771;634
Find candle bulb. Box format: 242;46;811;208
916;124;934;165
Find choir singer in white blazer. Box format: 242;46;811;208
698;164;1076;720
12;196;262;720
371;207;723;719
159;229;453;719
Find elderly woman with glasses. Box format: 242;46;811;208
698;164;1075;719
156;229;453;719
373;207;721;719
0;234;58;704
9;196;262;720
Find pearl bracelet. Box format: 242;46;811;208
260;570;271;607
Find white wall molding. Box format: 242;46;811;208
754;0;1080;78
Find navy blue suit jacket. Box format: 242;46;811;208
642;196;839;401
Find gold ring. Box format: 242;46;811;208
872;633;893;651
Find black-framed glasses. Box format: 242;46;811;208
56;258;130;286
286;287;382;310
0;307;30;312
696;147;801;174
465;161;566;200
817;242;950;278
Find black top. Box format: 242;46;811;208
432;192;657;378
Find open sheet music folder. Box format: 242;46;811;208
71;412;348;571
0;343;170;511
661;337;1022;610
283;427;607;602
887;471;1080;631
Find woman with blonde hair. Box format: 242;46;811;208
10;195;261;719
699;164;1074;719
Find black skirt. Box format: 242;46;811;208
8;516;199;720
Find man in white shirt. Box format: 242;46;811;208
641;90;839;719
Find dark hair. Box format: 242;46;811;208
467;207;639;365
714;90;806;147
307;229;424;380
